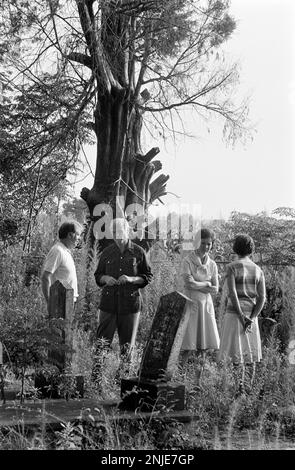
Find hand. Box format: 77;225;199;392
118;275;133;285
245;322;253;333
186;278;196;289
183;274;193;283
104;276;119;286
243;316;253;333
203;285;218;294
203;281;212;287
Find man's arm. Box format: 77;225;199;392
94;252;106;287
118;247;153;286
41;271;52;304
100;274;118;286
41;246;61;304
94;251;118;287
118;275;146;285
135;248;153;287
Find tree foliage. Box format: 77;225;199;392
209;209;295;265
0;0;252;223
62;196;89;225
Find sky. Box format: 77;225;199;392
72;0;295;220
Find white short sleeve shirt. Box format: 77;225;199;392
42;241;78;300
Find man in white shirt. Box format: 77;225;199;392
41;221;81;305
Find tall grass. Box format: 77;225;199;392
277;266;295;350
1;244;295;449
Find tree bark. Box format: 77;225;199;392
80;88;168;223
75;0;169;257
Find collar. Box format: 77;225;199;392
113;239;133;254
126;239;133;252
57;240;72;254
193;250;209;266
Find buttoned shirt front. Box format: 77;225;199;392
94;240;153;315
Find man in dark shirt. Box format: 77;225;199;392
94;218;152;362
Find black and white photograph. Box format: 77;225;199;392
0;0;295;455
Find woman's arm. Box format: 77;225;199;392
201;262;219;295
188;262;219;295
250;273;266;319
227;269;247;328
183;273;211;291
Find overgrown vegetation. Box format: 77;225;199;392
1;209;295;449
0;0;293;452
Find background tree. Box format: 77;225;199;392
212;210;295;265
0;0;251;248
62;197;89;226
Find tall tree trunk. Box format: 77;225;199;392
73;0;169;251
80;86;168;251
81;219;96;330
74;0;170;317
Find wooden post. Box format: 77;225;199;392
48;280;75;370
35;280;84;398
121;291;191;411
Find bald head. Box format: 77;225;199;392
111;218;129;244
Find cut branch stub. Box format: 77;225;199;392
126;146;162;208
80;187;90;203
80;186;114;215
143;147;160;163
149;174;169;203
151;160;162;173
81;144;167;214
134;147;160;182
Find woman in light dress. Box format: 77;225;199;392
218;234;266;395
180;228;220;384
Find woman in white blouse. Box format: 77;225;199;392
180;228;220;384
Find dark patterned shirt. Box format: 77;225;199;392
226;258;264;312
94;240;152;314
